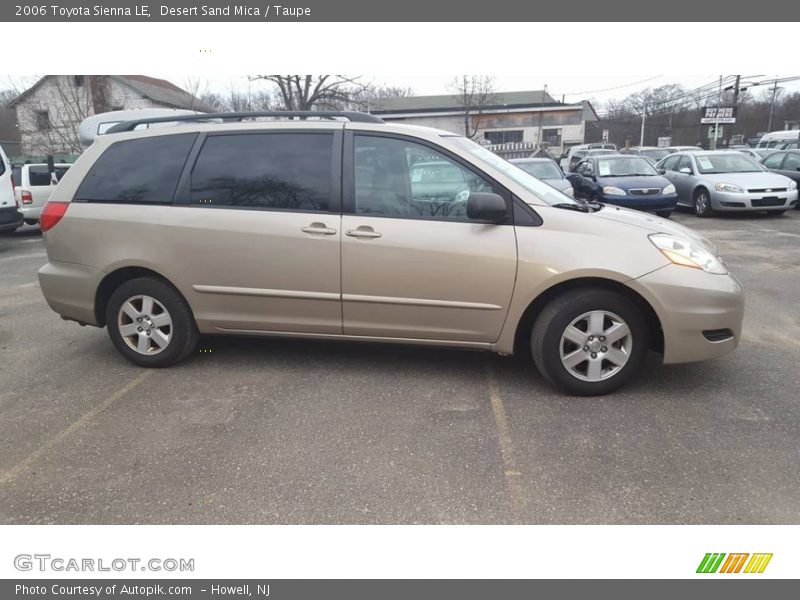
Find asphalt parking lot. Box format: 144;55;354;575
1;211;799;525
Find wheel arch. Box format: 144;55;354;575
511;277;664;358
94;266;195;328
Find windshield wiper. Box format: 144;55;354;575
552;202;591;213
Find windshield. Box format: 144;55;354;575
695;153;764;174
596;157;658;177
513;160;562;180
410;162;465;183
641;148;669;160
449;137;580;206
588;150;615;157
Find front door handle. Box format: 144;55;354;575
346;227;382;239
301;222;337;236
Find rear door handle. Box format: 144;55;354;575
346;227;382;239
301;223;337;236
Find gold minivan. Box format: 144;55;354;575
38;112;744;395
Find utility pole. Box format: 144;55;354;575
728;74;740;147
640;104;646;147
711;75;723;150
767;80;780;131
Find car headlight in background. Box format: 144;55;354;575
715;183;744;193
649;233;727;274
788;180;798;191
602;186;626;196
662;184;676;195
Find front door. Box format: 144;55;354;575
339;132;517;343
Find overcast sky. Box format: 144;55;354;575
173;73;800;107
5;74;800;108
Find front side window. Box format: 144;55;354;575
782;152;800;170
661;155;680;171
354;135;497;221
762;152;785;169
676;155;693;173
76;133;196;204
190;133;332;211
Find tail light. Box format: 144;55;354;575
21;190;33;204
40;202;69;232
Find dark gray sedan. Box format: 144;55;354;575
510;157;574;197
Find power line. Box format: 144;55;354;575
559;75;664;98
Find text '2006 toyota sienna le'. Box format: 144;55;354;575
37;111;744;396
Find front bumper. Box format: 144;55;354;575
600;192;678;213
0;206;23;232
710;189;798;211
626;264;744;364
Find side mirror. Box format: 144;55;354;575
657;168;666;175
467;192;507;223
679;167;692;175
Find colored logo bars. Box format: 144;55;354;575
696;553;773;574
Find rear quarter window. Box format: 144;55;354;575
75;133;196;204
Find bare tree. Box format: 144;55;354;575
250;75;372;111
447;76;497;139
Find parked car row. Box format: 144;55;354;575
0;152;71;234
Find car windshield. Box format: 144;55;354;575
588;150;615;156
596;157;658;177
694;153;764;174
641;149;669;160
449;137;580;206
513;161;562;180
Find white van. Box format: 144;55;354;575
13;163;72;224
756;130;800;150
78;108;202;150
0;145;22;235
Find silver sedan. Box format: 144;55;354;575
656;151;798;217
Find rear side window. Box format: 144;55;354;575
189;133;333;211
75;133;196;204
28;165;70;186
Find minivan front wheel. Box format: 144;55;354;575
105;277;198;367
531;289;649;396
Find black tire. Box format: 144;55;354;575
693;188;713;217
655;210;672;219
105;276;198;367
531;289;649;396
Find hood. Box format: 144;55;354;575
591;205;717;252
597;174;670;190
543;177;572;193
701;171;794;188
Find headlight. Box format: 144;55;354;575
564;186;575;197
788;180;797;191
649;233;727;274
715;183;744;193
662;184;676;195
602;186;626;196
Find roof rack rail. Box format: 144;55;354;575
105;110;384;134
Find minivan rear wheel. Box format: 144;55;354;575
105;277;198;367
531;289;649;396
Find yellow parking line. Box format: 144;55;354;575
0;371;151;485
485;363;527;513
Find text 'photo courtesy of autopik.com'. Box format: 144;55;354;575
1;0;799;595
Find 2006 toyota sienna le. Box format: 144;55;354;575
37;111;744;396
